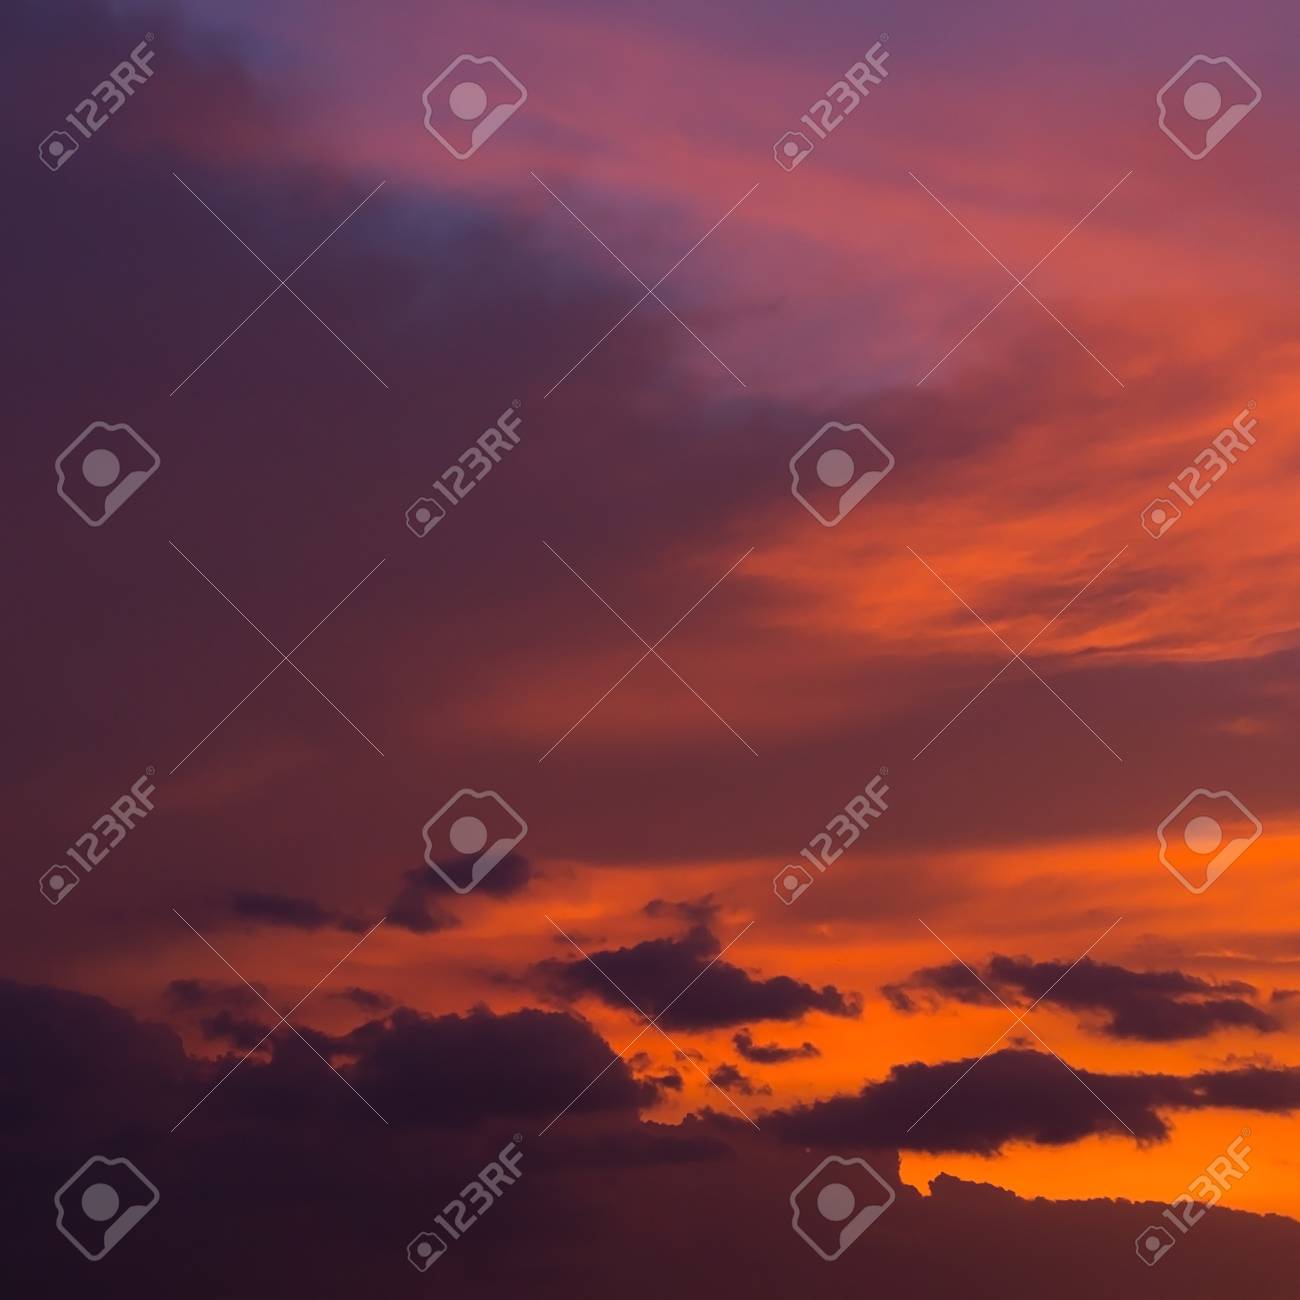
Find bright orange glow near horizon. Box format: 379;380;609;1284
11;1;1300;1293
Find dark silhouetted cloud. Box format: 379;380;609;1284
647;1070;684;1092
709;1062;772;1096
328;986;394;1012
643;894;721;927
384;869;462;934
166;978;267;1011
333;1004;661;1126
733;1029;820;1064
885;955;1278;1041
200;1009;272;1051
530;925;862;1029
228;891;368;933
7;977;1300;1297
766;1048;1300;1154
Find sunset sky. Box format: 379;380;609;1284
8;0;1300;1293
